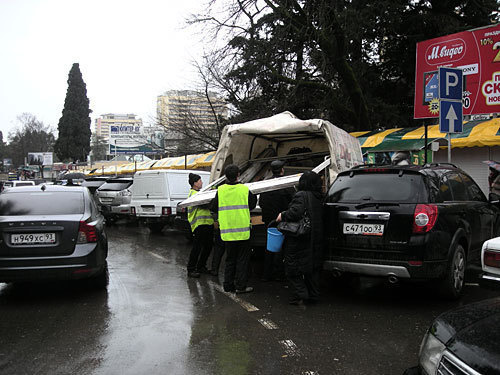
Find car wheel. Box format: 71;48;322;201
148;223;164;234
440;244;466;299
88;263;109;290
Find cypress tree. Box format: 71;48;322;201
55;63;92;162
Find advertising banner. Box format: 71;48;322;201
108;125;163;154
414;23;500;119
27;152;53;165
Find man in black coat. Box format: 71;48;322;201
259;160;294;281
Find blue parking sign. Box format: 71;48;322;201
440;100;463;133
439;67;463;100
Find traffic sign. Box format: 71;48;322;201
439;100;463;133
439;67;463;100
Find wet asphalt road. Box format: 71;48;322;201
1;224;499;375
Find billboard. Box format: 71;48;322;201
108;125;163;154
414;23;500;119
27;152;53;166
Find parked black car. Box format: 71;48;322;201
405;297;500;375
325;163;500;298
0;185;108;288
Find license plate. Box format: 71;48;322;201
11;233;56;245
142;206;154;213
343;223;384;236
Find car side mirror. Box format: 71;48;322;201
489;192;500;204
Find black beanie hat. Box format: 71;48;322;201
189;173;201;186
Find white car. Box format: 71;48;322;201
481;236;500;285
3;180;36;188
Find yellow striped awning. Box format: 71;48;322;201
193;151;216;168
351;118;500;150
152;157;177;169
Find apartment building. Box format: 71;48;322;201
156;90;227;154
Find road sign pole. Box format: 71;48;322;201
424;122;428;164
438;66;463;164
448;133;451;163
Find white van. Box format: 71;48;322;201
130;170;210;233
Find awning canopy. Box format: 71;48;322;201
366;138;448;152
193;151;216;168
352;118;500;152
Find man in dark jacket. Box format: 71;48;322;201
259;160;294;281
210;164;257;294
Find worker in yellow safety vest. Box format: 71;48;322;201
186;173;214;278
211;164;257;293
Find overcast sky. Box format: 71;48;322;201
0;0;208;139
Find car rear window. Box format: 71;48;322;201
0;191;84;215
327;172;426;203
82;180;106;188
98;181;132;191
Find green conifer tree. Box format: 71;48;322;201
55;63;91;162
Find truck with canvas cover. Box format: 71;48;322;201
178;112;363;246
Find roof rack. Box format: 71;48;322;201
423;163;458;168
350;163;393;169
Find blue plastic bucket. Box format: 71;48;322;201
267;228;284;253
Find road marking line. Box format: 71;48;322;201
302;372;319;375
209;281;259;312
148;251;168;262
258;318;279;329
279;339;301;356
148;252;260;312
465;282;480;287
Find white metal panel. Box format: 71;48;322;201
434;147;490;194
178;158;331;209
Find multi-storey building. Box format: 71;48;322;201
156;90;227;154
94;114;143;141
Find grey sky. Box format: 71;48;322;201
0;0;206;139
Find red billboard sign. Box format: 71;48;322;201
414;23;500;119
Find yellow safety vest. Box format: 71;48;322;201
187;189;214;232
218;184;251;241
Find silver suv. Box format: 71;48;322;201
96;178;133;222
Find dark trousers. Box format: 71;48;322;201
287;268;321;302
210;229;225;274
223;239;251;291
263;221;284;280
187;225;214;272
263;250;285;279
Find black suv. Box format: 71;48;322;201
324;163;500;298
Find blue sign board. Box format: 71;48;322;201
439;67;463;101
439;100;463;133
439;67;463;134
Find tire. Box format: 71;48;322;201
148;223;164;234
440;244;466;299
88;263;109;290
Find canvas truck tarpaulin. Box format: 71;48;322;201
179;112;362;209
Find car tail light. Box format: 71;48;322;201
412;204;438;234
77;221;98;243
484;250;500;268
131;207;136;215
408;260;423;266
162;207;171;216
